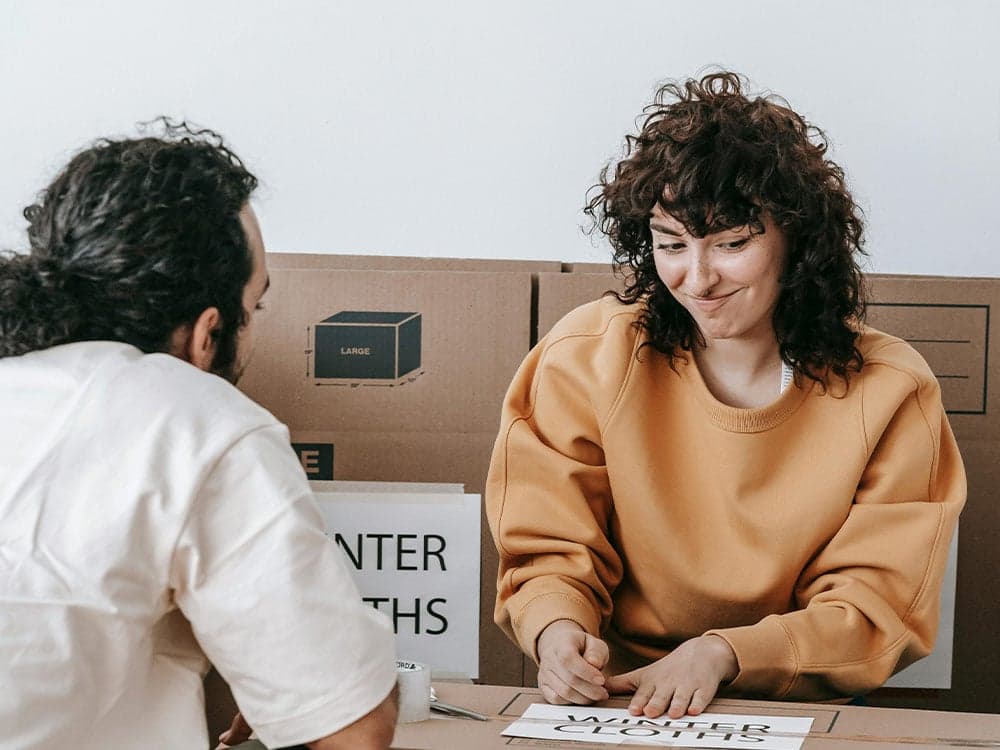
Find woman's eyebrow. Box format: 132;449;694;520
650;222;683;236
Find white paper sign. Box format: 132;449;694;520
502;704;814;749
313;485;480;679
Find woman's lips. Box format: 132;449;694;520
689;289;739;312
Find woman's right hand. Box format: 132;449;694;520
536;619;610;705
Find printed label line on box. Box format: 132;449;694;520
867;302;989;415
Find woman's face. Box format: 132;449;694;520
650;203;787;344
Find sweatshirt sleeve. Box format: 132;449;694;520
707;360;966;699
486;326;626;661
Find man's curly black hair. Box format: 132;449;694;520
0;118;257;379
584;71;867;385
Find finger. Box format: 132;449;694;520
687;686;717;716
627;679;656;716
539;680;570;705
550;648;607;699
639;682;679;719
542;666;606;704
562;662;608;698
582;635;610;671
604;671;638;696
665;686;695;719
556;645;605;687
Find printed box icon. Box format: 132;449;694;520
314;311;422;380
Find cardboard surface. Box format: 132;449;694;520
237;267;532;689
268;251;561;273
240;268;528;434
393;683;1000;749
533;271;1000;711
537;272;624;339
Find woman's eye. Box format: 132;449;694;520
721;238;749;251
657;243;687;254
255;302;266;311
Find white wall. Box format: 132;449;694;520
2;0;997;275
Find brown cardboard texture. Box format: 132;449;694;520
861;275;1000;712
533;270;1000;712
240;268;528;434
537;272;624;340
237;267;532;688
392;683;1000;749
563;261;615;274
268;251;561;273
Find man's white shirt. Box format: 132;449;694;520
0;342;396;749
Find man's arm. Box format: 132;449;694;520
173;423;398;749
308;685;398;750
219;687;398;750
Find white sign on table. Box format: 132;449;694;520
312;481;480;679
502;704;814;750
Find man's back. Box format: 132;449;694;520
0;341;396;749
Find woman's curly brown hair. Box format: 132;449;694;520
584;71;867;385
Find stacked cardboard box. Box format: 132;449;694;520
216;253;998;729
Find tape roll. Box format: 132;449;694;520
395;660;431;723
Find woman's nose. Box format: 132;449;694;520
688;252;718;296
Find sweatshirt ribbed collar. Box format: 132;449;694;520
678;351;816;434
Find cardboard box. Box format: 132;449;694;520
537;272;623;338
241;269;527;435
392;683;1000;749
209;256;998;732
238;267;534;688
208;265;539;742
268;251;561;273
533;270;1000;712
562;261;615;274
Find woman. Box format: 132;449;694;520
485;72;964;720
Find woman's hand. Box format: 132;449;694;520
536;619;610;705
604;635;738;719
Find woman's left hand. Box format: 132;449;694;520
604;635;739;719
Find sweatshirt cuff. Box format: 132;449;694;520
705;614;798;697
512;591;601;663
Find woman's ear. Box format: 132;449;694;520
169;307;221;371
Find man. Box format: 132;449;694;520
0;122;398;749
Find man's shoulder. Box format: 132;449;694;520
123;350;279;435
27;341;280;442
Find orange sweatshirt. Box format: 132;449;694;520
486;297;965;700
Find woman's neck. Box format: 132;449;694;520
694;329;784;409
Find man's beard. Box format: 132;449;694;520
210;332;245;385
